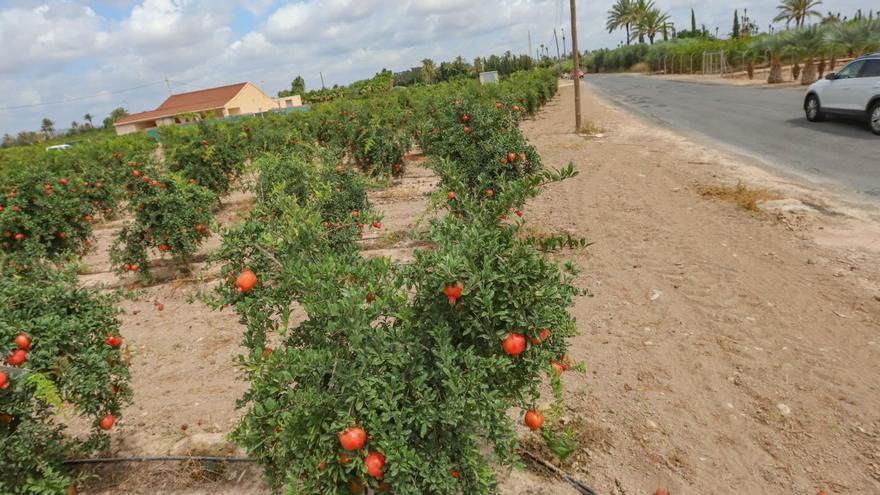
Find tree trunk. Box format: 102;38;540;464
801;59;817;85
747;60;755;80
626;25;630;45
830;54;837;70
792;62;801;81
768;58;783;84
818;56;826;78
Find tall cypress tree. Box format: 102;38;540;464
732;9;740;39
691;9;697;34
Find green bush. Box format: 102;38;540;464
0;263;132;494
207;69;582;494
160;121;248;195
110;166;216;279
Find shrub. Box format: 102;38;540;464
313;100;413;177
110;169;216;279
0;134;156;264
0;263;132;494
161;121;248;195
208;70;582;494
0;167;98;261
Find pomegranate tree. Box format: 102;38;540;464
0;263;131;494
210;69;582;494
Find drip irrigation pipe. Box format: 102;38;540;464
518;449;599;495
65;452;598;494
63;456;255;465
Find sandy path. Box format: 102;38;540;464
521;81;880;494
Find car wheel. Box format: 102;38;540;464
869;101;880;136
805;95;824;122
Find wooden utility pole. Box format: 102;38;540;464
561;27;567;57
569;0;582;133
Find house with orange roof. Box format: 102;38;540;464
113;82;300;135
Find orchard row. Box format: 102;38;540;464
1;68;572;494
206;69;580;494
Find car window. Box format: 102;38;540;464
858;59;880;78
836;60;865;79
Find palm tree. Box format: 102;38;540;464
755;34;788;83
784;25;826;84
642;9;671;44
743;40;768;79
40;118;55;138
421;58;436;84
826;19;878;58
607;0;636;45
83;113;93;126
774;0;824;29
627;0;656;44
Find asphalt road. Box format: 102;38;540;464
584;74;880;197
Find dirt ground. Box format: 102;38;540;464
517;81;880;494
75;80;880;495
652;71;804;87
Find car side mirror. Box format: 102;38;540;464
825;73;837;80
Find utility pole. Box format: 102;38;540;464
553;28;561;60
528;30;533;62
164;77;172;95
561;27;567;58
569;0;582;133
320;72;326;90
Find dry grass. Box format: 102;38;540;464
373;230;410;249
630;62;651;73
698;182;782;212
578;120;606;137
370;188;421;202
516;223;554;243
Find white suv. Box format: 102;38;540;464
804;53;880;135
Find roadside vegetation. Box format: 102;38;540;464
698;182;782;212
1;108;131;150
589;1;880;85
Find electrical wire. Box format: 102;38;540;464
167;79;205;90
0;81;166;112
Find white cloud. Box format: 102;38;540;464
0;3;108;74
115;0;231;50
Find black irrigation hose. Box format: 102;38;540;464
65;453;598;495
63;456;255;465
518;450;599;495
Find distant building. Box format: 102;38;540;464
276;95;303;109
114;82;301;135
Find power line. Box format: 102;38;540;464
167;79;205;91
0;80;166;112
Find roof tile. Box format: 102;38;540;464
115;82;248;125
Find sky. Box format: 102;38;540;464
0;0;870;136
